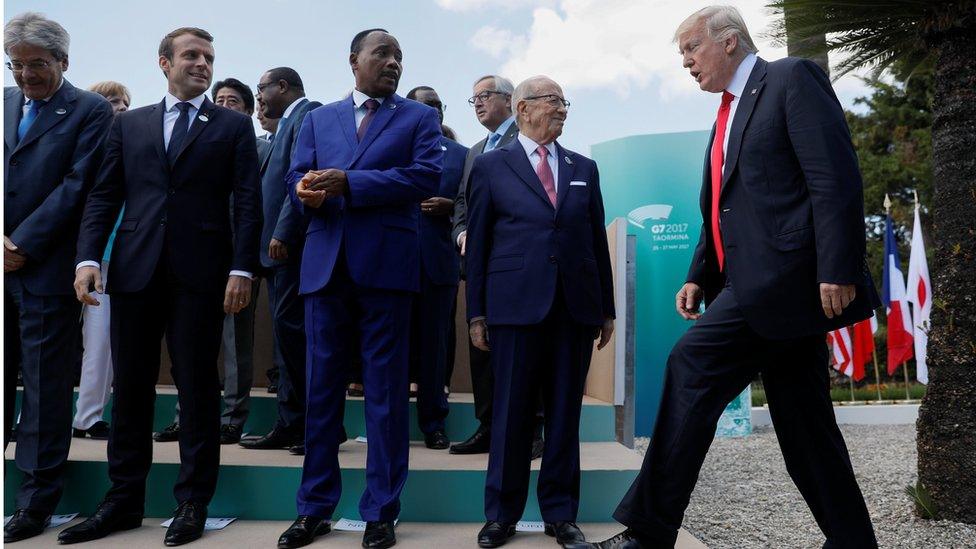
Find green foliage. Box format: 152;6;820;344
751;382;927;406
906;481;940;520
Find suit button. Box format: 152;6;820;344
168;189;175;196
9;159;18;166
549;255;557;263
160;217;167;226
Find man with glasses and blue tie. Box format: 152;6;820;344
3;12;113;543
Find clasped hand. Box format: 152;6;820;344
296;169;348;208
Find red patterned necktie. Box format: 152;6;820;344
535;145;557;207
357;98;380;141
710;91;734;271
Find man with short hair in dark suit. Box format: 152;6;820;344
63;27;262;547
466;75;615;549
449;74;524;456
276;29;441;549
405;85;468;450
242;66;323;454
3;12;114;543
598;6;879;549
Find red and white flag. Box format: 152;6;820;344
827;327;855;378
849;315;876;382
906;204;931;384
883;216;914;374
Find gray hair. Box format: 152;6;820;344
674;5;758;54
4;12;70;61
472;74;514;96
511;75;558;112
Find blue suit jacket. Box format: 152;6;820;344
260;98;322;268
286;93;442;294
465;141;615;326
77;98;262;294
4;80;113;296
688;57;880;339
420;136;467;286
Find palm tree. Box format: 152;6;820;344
767;0;976;524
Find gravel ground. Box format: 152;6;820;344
634;425;976;549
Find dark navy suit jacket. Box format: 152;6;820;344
420;136;467;286
4;80;113;296
286;93;442;295
688;56;880;339
77;98;262;294
260;98;322;268
465;141;615;327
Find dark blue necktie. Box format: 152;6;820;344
167;102;192;165
17;99;44;142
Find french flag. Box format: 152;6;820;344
882;215;914;375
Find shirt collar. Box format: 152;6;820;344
517;133;556;160
490;115;516;139
725;53;757;99
282;97;306;119
352;88;386;109
165;92;207;112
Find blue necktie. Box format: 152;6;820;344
167;102;192;165
484;132;501;152
17;99;44;142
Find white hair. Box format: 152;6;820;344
674;5;758;54
4;12;70;61
511;75;558;113
472;74;514;96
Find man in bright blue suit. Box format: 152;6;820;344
466;76;615;548
277;29;441;549
404;85;467;450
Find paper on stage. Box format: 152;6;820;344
159;517;236;530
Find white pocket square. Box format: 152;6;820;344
570;181;588;187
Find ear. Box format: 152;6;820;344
159;55;171;76
60;56;69;71
349;51;359;72
725;33;738;55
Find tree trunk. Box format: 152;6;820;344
916;28;976;524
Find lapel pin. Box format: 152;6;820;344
441;145;447;151
750;88;757;95
564;155;572;164
389;104;397;110
55;108;67;115
198;114;209;122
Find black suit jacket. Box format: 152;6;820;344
77;98;262;294
4;81;113;296
688;57;880;339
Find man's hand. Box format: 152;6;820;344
74;265;103;306
307;168;348;198
676;282;703;320
421;197;454;216
458;231;467;257
296;170;328;209
4;236;26;273
596;317;615;350
470;318;490;351
269;238;289;261
820;283;856;319
224;275;253;314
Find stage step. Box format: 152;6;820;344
5;438;641;522
13;387;618;442
6;518;707;548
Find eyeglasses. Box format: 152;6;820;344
424;101;447;113
467;90;510;106
6;60;53;73
255;82;274;94
524;94;570;108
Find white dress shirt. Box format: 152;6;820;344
721;53;758;170
77;92;253;280
351;89;386;129
517;133;559;193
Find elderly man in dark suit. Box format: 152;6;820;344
466;75;615;548
64;26;262;547
242;67;323;454
3;12;114;543
598;6;879;549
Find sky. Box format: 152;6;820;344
4;0;872;155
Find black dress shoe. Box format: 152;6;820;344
153;423;180;442
277;515;330;549
267;382;278;393
73;420;110;440
57;500;143;544
424;430;450;450
289;443;305;456
449;424;490;454
477;521;515;548
545;522;587;546
239;427;301;450
164;501;207;546
347;386;364;397
4;508;49;543
219;424;242;444
362;521;396;549
531;435;545;460
594;529;650;549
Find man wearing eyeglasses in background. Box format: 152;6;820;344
3;12;113;543
465;75;615;548
449;75;528;457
